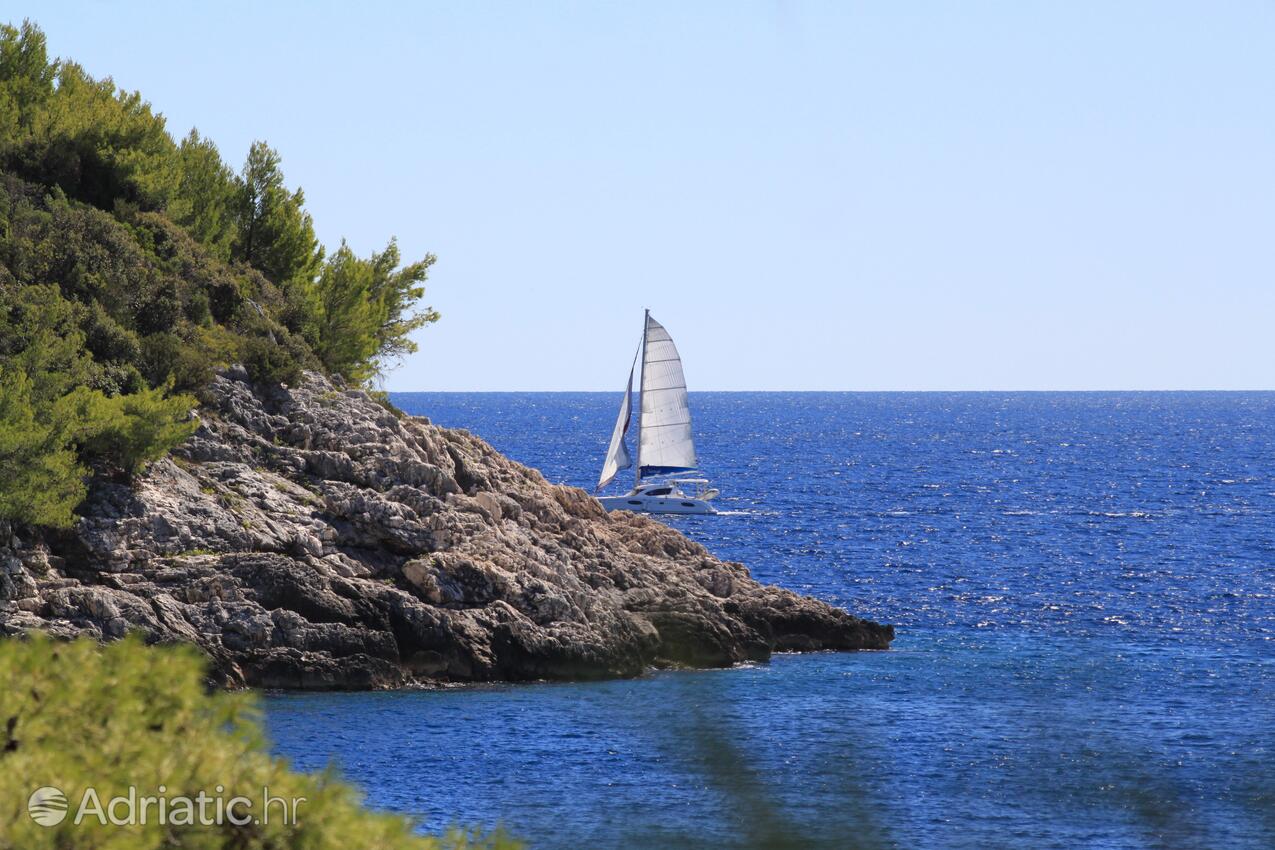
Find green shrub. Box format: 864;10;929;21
0;283;197;525
0;20;443;528
0;634;521;850
0;21;441;390
70;382;197;476
170;129;236;260
82;301;142;365
0;368;86;528
137;331;223;392
237;330;307;386
306;239;438;384
0;282;94;404
231;140;324;294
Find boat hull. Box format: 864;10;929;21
598;494;717;515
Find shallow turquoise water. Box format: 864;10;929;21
263;392;1275;848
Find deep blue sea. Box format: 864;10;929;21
264;392;1275;849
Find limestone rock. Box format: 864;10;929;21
0;371;893;688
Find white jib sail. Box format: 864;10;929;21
597;347;638;491
638;313;697;474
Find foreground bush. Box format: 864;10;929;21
0;635;520;850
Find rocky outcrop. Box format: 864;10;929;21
0;370;892;689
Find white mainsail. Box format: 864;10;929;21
596;347;638;491
637;312;697;477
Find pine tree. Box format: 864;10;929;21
171;129;237;259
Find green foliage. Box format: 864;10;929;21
0;282;92;403
231;141;324;293
0;20;438;388
0;19;178;212
0;634;521;850
64;382;197;476
0;368;85;528
308;239;438;383
236;332;306;387
0;284;196;526
0;21;54;153
0;177;317;387
170;129;236;260
0;19;441;527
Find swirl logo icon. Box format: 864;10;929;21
27;786;69;827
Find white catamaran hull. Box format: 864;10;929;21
599;494;717;515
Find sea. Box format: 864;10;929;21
263;392;1275;849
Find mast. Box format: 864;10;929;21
635;308;648;489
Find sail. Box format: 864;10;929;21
638;313;698;476
596;348;638;491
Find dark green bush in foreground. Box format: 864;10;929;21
0;635;520;850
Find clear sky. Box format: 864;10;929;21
20;2;1275;390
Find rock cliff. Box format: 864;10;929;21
0;371;892;688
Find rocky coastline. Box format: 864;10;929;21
0;370;892;689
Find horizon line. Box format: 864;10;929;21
385;387;1275;394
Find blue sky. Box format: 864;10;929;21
22;2;1275;390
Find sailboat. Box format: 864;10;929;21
596;311;720;515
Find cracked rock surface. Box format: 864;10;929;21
0;370;893;689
